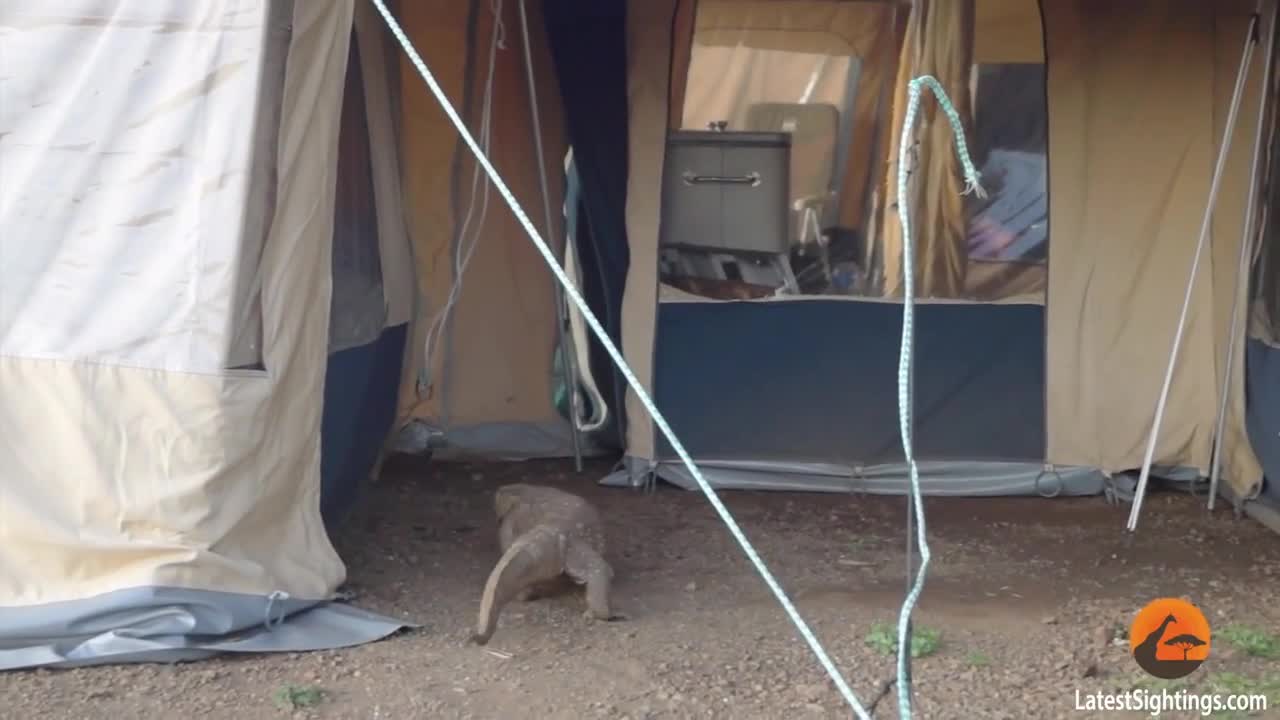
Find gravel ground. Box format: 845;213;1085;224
2;456;1279;719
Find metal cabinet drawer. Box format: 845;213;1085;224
659;130;791;256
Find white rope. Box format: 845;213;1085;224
893;75;985;719
369;1;872;716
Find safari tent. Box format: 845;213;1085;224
1;0;1279;668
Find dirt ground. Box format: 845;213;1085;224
3;456;1280;719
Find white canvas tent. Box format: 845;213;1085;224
0;0;413;667
2;0;1279;669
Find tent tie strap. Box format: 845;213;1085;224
893;74;985;719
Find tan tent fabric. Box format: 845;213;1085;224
669;0;697;128
682;0;895;236
0;0;352;605
965;260;1045;302
879;0;977;299
692;0;891;55
394;0;568;430
622;0;681;462
681;48;856;132
393;0;468;430
1043;0;1265;496
974;0;1044;64
354;1;415;329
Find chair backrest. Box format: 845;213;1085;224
744;102;840;205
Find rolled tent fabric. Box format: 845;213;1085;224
353;0;416;331
878;0;977;300
621;0;680;463
668;0;697;128
328;24;389;356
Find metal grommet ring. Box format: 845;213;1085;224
1034;468;1064;499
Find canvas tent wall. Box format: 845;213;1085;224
0;0;410;667
598;0;1280;504
0;0;639;668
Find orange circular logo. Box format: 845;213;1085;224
1129;598;1211;679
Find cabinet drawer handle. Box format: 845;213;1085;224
681;170;761;187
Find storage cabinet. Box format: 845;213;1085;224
659;130;791;256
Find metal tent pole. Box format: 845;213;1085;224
1128;12;1260;531
517;0;585;472
1210;3;1277;511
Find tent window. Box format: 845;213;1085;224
860;0;1048;303
965;62;1048;265
667;44;861;297
328;32;388;354
662;5;888;300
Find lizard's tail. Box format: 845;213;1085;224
473;526;560;645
